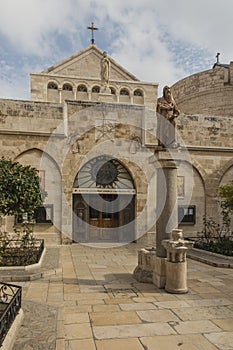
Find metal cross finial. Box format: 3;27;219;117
216;52;220;64
87;22;98;45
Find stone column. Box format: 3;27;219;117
156;159;178;257
153;152;178;288
133;150;181;290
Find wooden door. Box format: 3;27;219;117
89;194;119;241
73;193;135;242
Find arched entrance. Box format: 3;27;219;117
72;156;136;243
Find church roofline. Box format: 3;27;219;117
41;44;140;82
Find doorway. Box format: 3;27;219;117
73;193;135;242
72;156;136;243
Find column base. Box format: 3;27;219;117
165;260;188;294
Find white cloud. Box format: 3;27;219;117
0;0;232;99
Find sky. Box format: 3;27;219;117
0;0;233;100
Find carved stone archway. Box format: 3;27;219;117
72;155;136;243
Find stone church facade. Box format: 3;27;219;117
0;44;232;245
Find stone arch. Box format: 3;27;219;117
15;148;62;240
61;82;74;102
133;88;144;105
77;83;88;100
73;155;136;190
119;87;131;103
110;86;116;95
177;160;206;236
77;84;88;92
109;86;117;102
217;158;233;186
218;163;233;230
72;155;137;243
201;159;233;200
47;80;59;103
91;85;101;101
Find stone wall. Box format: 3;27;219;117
0;99;63;135
171;63;233;116
177;113;233;149
0;97;232;241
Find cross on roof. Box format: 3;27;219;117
87;22;98;45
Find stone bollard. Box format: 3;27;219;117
162;229;193;294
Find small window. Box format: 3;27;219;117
110;87;116;95
16;205;53;224
178;205;196;225
134;89;143;97
63;84;73;91
34;205;53;223
77;85;87;92
120;88;129;96
92;86;100;93
48;82;58;90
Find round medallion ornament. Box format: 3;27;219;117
75;155;134;190
91;159;119;186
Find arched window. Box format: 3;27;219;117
47;82;58;90
134;89;143;97
47;82;59;102
63;83;73;91
77;84;87;92
120;88;129;96
92;86;100;93
74;155;135;190
110;87;116;95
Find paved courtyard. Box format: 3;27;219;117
10;242;233;350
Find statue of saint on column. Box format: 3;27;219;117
100;51;110;91
156;86;180;148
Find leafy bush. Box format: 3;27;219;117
0;157;46;217
0;158;46;265
0;223;43;266
218;180;233;212
194;202;232;256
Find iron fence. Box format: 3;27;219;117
0;282;22;347
0;239;44;266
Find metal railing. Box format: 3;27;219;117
0;282;22;347
0;239;44;266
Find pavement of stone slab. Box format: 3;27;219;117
9;242;233;350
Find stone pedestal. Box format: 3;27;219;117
98;86;114;102
162;229;194;294
133;248;156;283
165;260;187;293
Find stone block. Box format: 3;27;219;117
152;257;167;289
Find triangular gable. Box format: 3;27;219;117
42;45;139;81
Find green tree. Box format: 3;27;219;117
0;158;46;218
218;180;233;211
